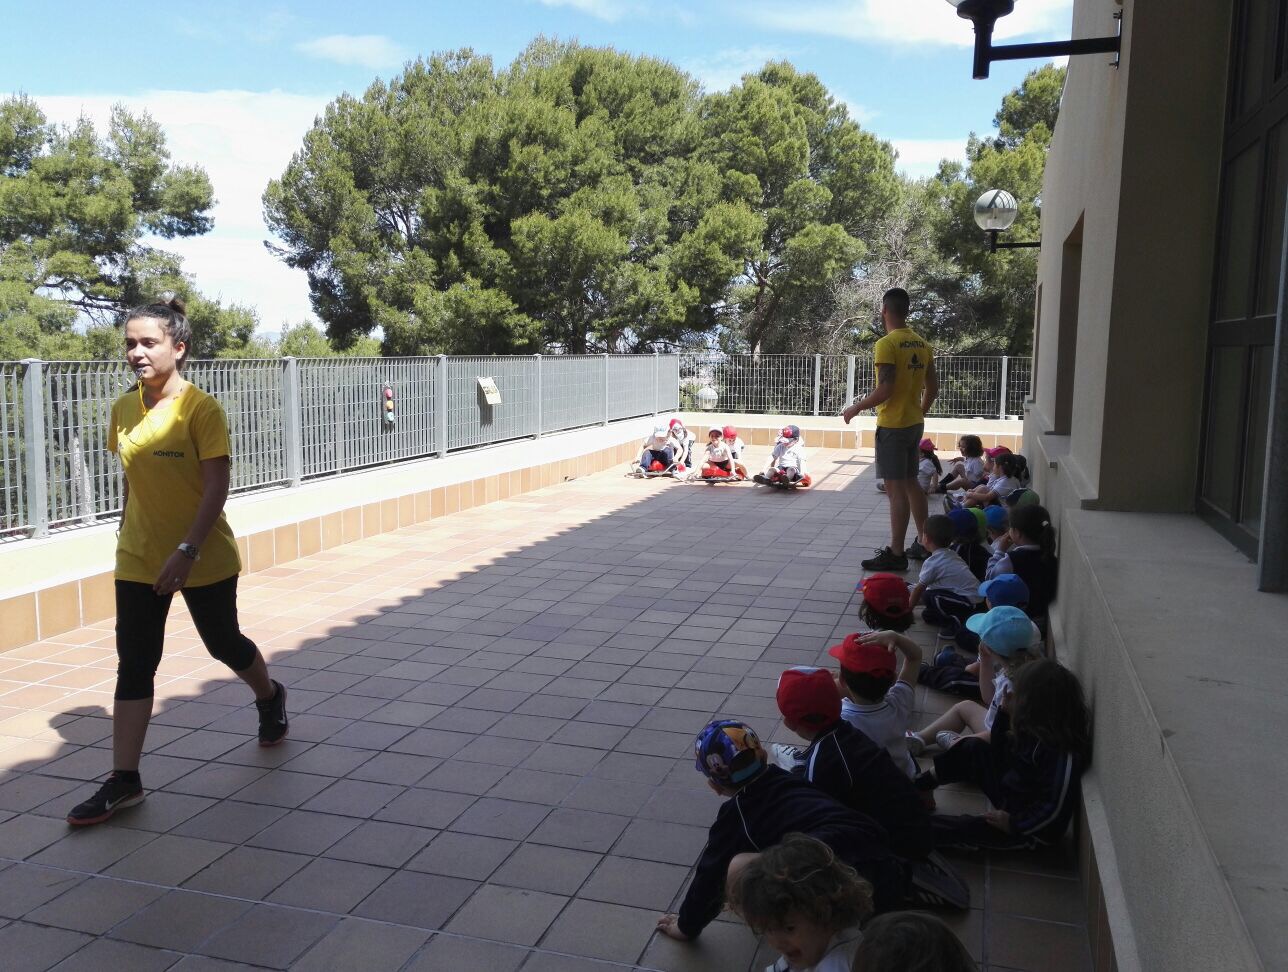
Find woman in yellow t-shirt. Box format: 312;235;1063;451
67;297;288;827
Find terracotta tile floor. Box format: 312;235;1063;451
0;447;1093;971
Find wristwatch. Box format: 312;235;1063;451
177;542;200;561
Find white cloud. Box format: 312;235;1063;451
34;90;331;332
746;0;1073;47
683;47;787;92
296;34;409;70
891;137;967;178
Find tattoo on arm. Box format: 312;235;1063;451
876;363;896;387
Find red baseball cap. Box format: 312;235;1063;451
776;667;842;727
828;633;897;678
983;445;1012;458
859;573;910;618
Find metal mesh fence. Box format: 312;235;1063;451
0;364;27;537
608;355;658;421
680;352;1030;420
447;356;540;450
298;357;438;478
187;361;287;491
540;355;603;435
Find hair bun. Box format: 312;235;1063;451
164;295;188;316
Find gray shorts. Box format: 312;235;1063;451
875;423;923;481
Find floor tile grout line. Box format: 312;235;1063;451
1;852;676;972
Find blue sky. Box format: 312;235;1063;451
1;0;1072;333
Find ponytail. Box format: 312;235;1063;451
923;449;942;475
1011;504;1056;562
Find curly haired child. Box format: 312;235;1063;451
726;833;873;972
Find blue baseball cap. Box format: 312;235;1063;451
979;574;1029;608
984;505;1009;530
964;606;1036;657
947;508;978;539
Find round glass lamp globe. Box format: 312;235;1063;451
974;189;1019;232
696;385;718;410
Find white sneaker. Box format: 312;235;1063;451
936;730;963;750
769;743;807;771
905;731;926;757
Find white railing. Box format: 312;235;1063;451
0;353;681;540
678;352;1031;421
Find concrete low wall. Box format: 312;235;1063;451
676;412;1025;454
0;418;656;652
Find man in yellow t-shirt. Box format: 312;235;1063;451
843;288;939;572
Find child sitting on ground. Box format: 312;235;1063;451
852;911;978;972
774;667;970;911
726;833;872;972
668;417;694;469
638;425;675;473
939;435;987;491
756;425;811;487
655;720;903;943
917;438;942;495
984;504;1008;548
723;424;749;478
701;425;737;478
909;515;983;637
829;629;921;777
961;452;1024;508
907;603;1041;756
857;573;915;633
918;658;1090;852
985;504;1058;623
775;666;933;862
921;573;1031;695
948;508;990;581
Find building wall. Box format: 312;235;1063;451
1028;1;1280;969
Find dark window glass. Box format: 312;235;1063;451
1257;120;1288;313
1235;0;1273;116
1215;147;1263;320
1201;347;1246;517
1239;346;1274;533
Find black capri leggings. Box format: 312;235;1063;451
115;577;259;701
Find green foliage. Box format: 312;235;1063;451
0;95;257;361
916;63;1066;354
266;42;898;355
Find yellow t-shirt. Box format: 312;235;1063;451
873;327;933;429
110;382;242;587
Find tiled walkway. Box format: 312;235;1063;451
0;447;1092;972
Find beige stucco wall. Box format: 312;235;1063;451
1033;0;1230;512
1029;0;1283;969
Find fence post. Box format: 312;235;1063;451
813;354;822;416
437;355;449;458
653;350;660;415
602;353;610;426
20;359;49;538
281;357;303;487
846;355;856;409
998;355;1009;419
533;354;543;439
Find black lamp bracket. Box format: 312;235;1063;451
986;229;1042;252
971;10;1121;79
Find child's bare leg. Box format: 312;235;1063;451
914;700;987;743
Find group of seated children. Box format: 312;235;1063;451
917;436;1035;512
654;503;1083;971
638;420;812;488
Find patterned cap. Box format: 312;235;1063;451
780;425;800;440
694;720;767;786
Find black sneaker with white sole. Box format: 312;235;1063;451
861;546;909;571
66;772;145;826
906;851;971;910
906;540;930;560
256;679;289;747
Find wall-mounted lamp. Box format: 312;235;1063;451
975;189;1041;252
946;0;1121;80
